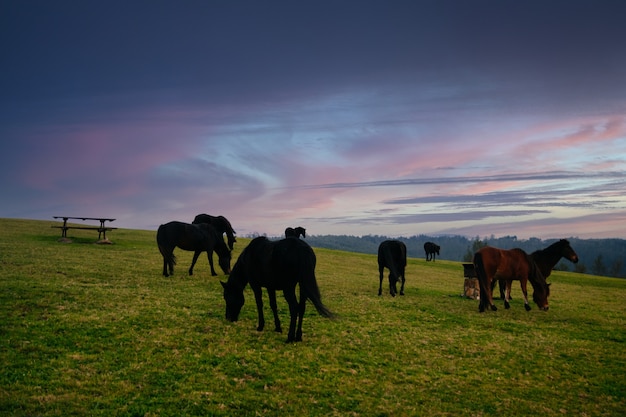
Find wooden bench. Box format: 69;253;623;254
52;216;117;240
462;263;476;278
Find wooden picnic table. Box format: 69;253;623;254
52;216;117;240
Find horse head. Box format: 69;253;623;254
529;257;550;311
221;280;244;321
218;250;232;275
559;239;579;264
533;282;551;311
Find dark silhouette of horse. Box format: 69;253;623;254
285;226;306;238
473;246;550;312
157;221;231;277
495;239;579;299
221;236;334;342
378;240;407;296
192;214;237;250
424;242;440;261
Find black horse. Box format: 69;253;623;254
192;214;237;250
424;242;440;261
221;236;334;343
157;221;231;277
495;239;579;299
378;240;407;296
285;226;306;238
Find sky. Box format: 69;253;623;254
1;0;625;239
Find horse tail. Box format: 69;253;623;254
472;251;490;311
382;250;401;281
156;225;177;266
299;247;335;319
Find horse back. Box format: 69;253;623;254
269;238;316;289
378;240;407;270
475;246;530;280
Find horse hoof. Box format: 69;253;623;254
525;304;532;311
504;301;511;309
400;292;405;296
491;305;498;311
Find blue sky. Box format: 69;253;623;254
1;0;625;239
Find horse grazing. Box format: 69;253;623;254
285;226;306;238
424;241;440;261
473;246;550;312
495;239;579;299
192;214;237;250
157;221;231;277
221;236;334;343
378;240;407;296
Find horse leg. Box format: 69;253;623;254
283;288;299;343
160;246;173;276
189;250;202;276
267;288;282;333
388;274;397;297
504;280;512;309
399;272;406;296
206;249;217;276
378;266;384;296
498;279;506;300
295;288;307;342
162;257;169;277
252;286;265;331
520;279;531;311
486;274;499;311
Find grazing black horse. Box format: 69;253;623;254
378;240;407;296
192;214;237;250
221;236;334;343
285;226;306;238
495;239;579;299
157;221;231;277
424;242;440;261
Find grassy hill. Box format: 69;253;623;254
1;218;624;416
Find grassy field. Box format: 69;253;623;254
1;218;624;416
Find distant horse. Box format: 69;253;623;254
285;226;306;238
473;246;550;312
221;236;334;342
495;239;579;299
157;221;231;277
424;242;440;261
192;214;237;250
378;240;407;296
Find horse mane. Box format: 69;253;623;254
217;215;236;235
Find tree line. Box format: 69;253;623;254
295;234;626;279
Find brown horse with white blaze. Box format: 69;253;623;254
473;246;550;312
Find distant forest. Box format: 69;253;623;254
268;234;626;279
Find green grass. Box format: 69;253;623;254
1;218;624;416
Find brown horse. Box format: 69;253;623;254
495;239;579;299
473;246;550;312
